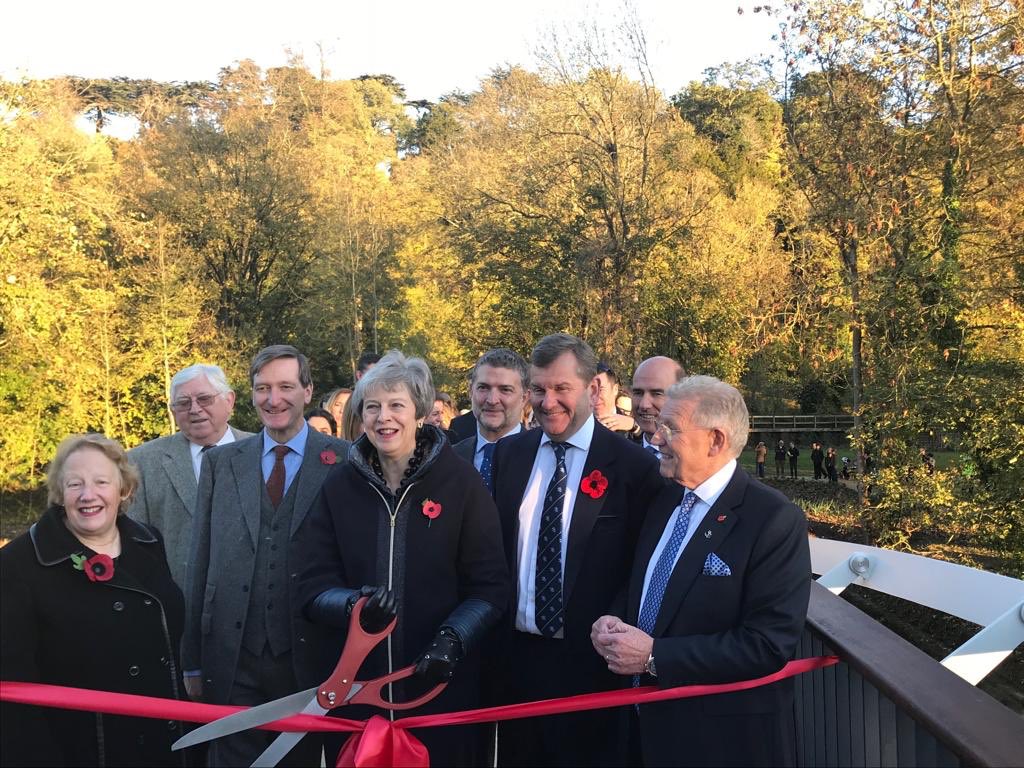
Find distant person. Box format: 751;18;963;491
863;449;875;475
128;363;252;591
339;394;364;441
787;441;800;479
920;447;936;475
755;440;768;478
355;351;381;381
321;388;352;437
774;440;787;478
427;392;456;431
306;407;337;437
2;434;188;766
811;441;825;480
591;362;636;435
841;456;851;480
826;446;838;483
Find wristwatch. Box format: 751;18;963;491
644;652;657;677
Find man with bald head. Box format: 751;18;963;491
630;356;685;458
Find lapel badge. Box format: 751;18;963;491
704;530;713;539
717;514;727;522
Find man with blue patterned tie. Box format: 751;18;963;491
592;376;811;767
452;348;529;491
628;356;686;457
490;334;664;766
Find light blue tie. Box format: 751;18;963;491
634;490;698;686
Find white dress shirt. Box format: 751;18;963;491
515;415;596;635
188;427;238;481
642;434;660;458
639;459;737;610
473;423;522;470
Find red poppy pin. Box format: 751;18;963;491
580;470;609;499
320;449;339;465
717;515;727;522
422;499;442;527
72;553;115;582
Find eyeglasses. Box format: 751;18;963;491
652;420;712;443
171;393;222;412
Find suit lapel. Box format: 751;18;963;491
290;430;331;537
563;423;615;607
163;433;198;515
627;483;687;622
651;467;747;637
499;429;544;571
231;436;263;547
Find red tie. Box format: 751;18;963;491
266;445;290;507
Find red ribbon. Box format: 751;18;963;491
2;656;838;768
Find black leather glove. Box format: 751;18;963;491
347;585;397;634
414;627;464;686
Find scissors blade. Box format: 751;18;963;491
172;686;317;750
250;696;329;767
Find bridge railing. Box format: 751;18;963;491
797;582;1024;767
750;415;856;432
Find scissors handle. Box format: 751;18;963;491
347;663;447;710
316;596;396;709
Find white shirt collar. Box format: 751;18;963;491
475;423;522;455
688;458;737;507
539;413;595;453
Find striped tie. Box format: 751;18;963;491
535;442;567;637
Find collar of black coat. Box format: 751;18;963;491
349;423;447;496
30;504;158;566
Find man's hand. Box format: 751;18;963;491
184;676;203;701
597;413;636;433
591;616;653;675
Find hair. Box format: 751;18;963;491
596;361;619;386
340;394;363;440
666;375;750;459
434;391;452;407
249;345;312;388
305;407;338;436
470;348;529;390
47;434;140;513
170;364;232;402
351;350;435;420
531;333;598;384
321;387;353;410
356;351;382;374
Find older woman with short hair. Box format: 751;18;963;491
1;434;188;766
298;351;509;766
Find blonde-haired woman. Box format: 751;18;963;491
1;434;187;766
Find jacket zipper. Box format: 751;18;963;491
368;481;416;721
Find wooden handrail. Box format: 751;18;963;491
805;582;1024;766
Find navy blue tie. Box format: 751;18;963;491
633;490;698;685
535;442;567;637
479;441;496;493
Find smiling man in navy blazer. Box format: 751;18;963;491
592;375;811;767
489;333;664;766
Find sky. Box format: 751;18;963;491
2;1;780;101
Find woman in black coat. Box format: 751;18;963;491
1;434;187;767
299;351;509;766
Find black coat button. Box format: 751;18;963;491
143;598;153;606
128;665;140;677
167;720;177;731
235;621;242;629
113;601;124;611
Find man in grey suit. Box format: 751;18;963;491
452;348;529;492
183;345;349;767
127;364;251;591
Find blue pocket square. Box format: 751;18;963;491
703;552;732;576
